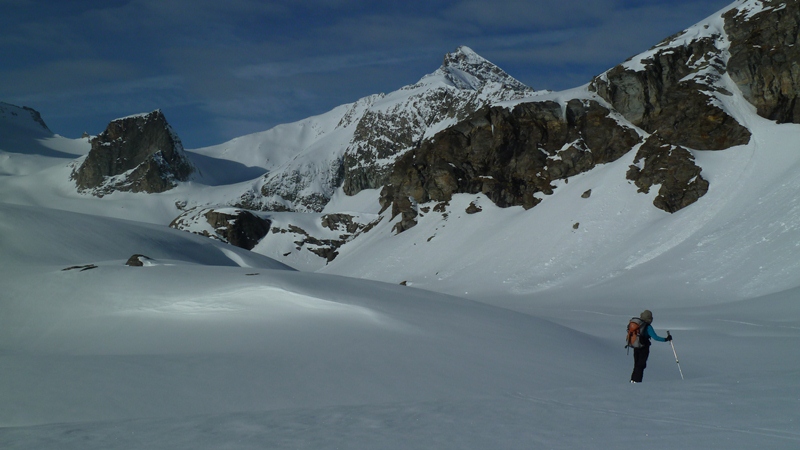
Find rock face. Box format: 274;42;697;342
725;1;800;123
589;29;751;150
72;110;194;195
170;208;271;251
380;99;642;232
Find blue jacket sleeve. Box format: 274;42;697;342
647;325;667;342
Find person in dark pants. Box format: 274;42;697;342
631;309;672;383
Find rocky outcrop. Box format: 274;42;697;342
255;163;344;213
72;110;194;195
380;99;642;232
589;34;751;150
269;214;383;262
125;254;152;267
170;208;271;250
626;134;709;213
725;1;800;123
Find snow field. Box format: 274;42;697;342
1;201;799;448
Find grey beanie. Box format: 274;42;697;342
640;310;653;323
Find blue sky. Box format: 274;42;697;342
1;0;734;149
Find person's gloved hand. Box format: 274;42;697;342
665;334;673;342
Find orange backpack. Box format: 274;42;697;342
626;317;646;349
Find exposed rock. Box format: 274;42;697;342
72;110;194;195
170;208;271;251
283;224;341;262
380;99;641;231
725;1;800;123
581;189;592;199
321;213;363;234
589;31;751;150
62;264;98;271
205;210;271;250
255;163;345;213
269;214;383;262
626;134;709;213
465;202;482;214
125;254;152;267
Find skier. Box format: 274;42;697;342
630;309;672;383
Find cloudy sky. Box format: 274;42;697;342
1;0;734;149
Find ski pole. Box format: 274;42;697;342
668;331;684;380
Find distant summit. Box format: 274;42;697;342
436;46;530;91
0;102;74;157
0;102;51;135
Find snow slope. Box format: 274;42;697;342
1;201;798;449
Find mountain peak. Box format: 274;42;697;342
442;45;484;67
0;101;51;135
113;109;165;123
435;46;531;91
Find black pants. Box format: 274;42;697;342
631;345;650;382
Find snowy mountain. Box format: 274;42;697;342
2;1;799;299
186;45;532;214
1;1;800;448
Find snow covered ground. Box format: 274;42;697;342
1;199;798;449
1;197;799;449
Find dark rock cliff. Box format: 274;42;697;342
170;208;271;251
72;110;194;195
380;99;642;232
725;1;800;123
